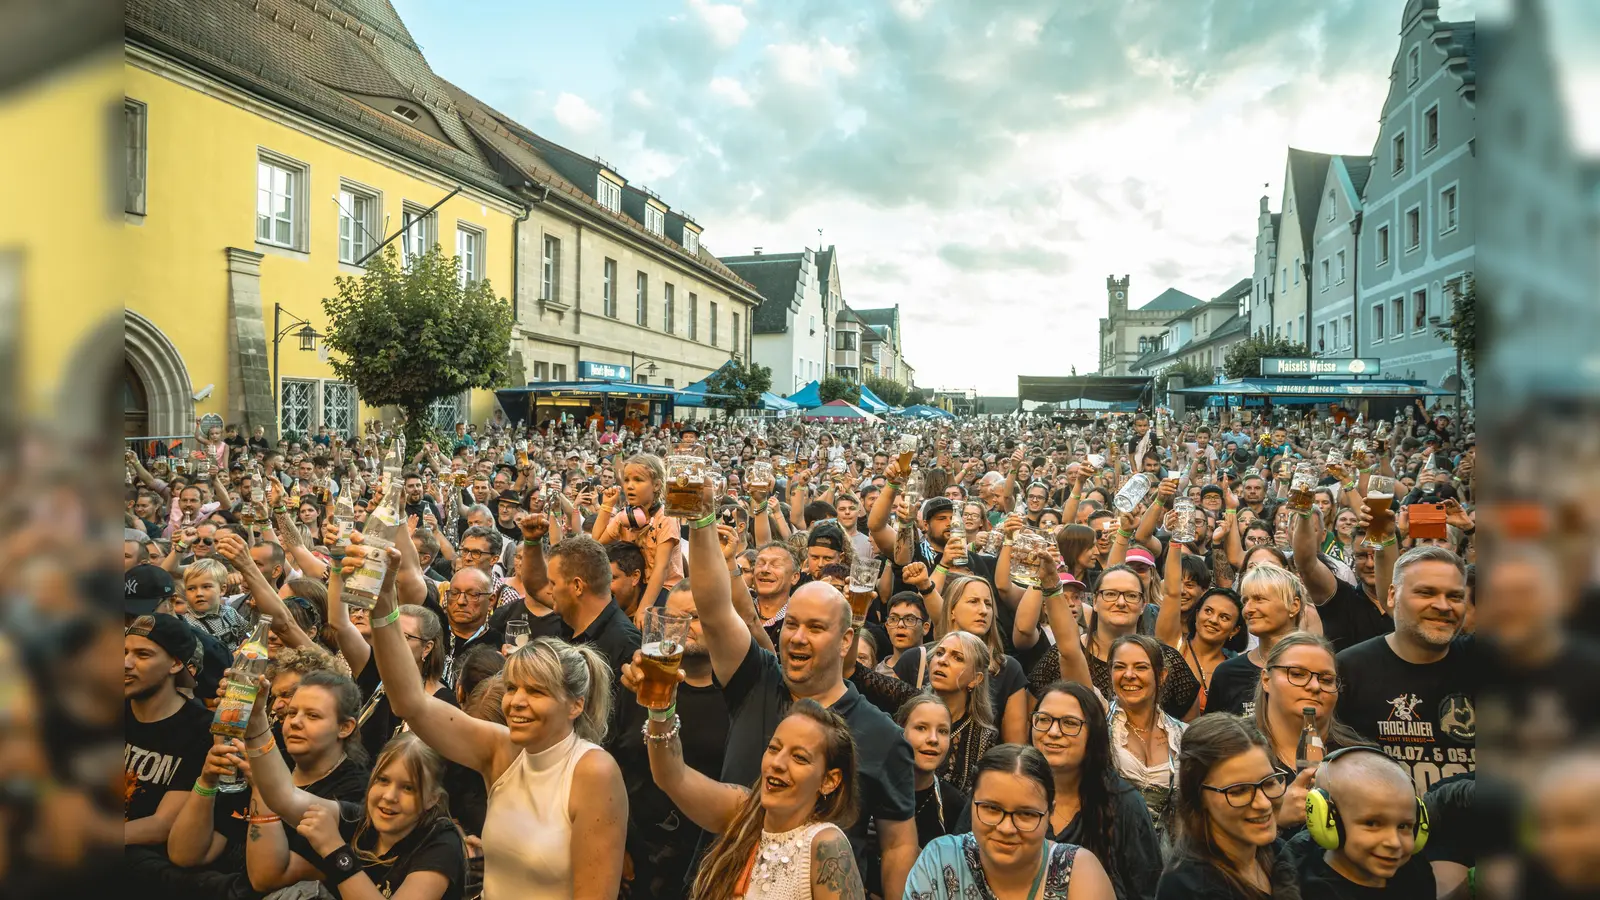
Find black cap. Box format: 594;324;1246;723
495;489;523;508
124;612;199;671
678;424;701;438
125;564;177;615
808;523;846;553
1200;484;1224;499
920;497;955;521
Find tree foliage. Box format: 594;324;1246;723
1437;275;1477;382
321;246;513;448
864;374;907;407
819;376;861;405
702;359;773;415
1223;333;1310;380
1157;359;1215;396
905;387;928;407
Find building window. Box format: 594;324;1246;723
1405;206;1421;252
1392;132;1406;174
1376;225;1391;265
1320;259;1329;292
664;378;675;388
1336;250;1347;284
837;331;856;350
126;99;147;215
322;381;356;437
684;229;699;257
603;258;617;317
1372;303;1385;342
429;394;467;430
688;292;698;340
1414;288;1428;331
1407;46;1420;85
541;235;561;302
533;361;549;381
733;311;741;355
1326;189;1336;222
636;272;648;326
1445;276;1467;307
645;206;665;237
280;379;314;436
1317;323;1326;352
456;224;484;287
710;301;719;346
1424;104;1440;152
1280;267;1287;293
337;185;377;265
597;176;622;213
1439;185;1459;233
1293;259;1300;285
552;363;567;381
663;283;675;334
400;204;436;264
256;151;307;250
1392;297;1405;337
1342;314;1352;349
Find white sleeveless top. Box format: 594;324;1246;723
480;730;602;899
739;820;840;900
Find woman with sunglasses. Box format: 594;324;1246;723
1158;714;1297;899
1031;681;1161;900
904;743;1116;900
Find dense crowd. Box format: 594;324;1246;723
117;404;1600;899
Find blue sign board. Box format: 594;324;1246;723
579;361;631;381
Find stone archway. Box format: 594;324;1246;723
124;310;194;437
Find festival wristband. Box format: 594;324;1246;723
1042;587;1063;599
885;481;902;491
1116;529;1133;539
193;781;219;797
247;814;281;824
523;538;541;547
373;608;400;629
1376;536;1398;549
318;844;362;886
690;513;717;530
648;702;677;722
934;565;949;576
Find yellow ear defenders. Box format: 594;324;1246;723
1303;746;1429;853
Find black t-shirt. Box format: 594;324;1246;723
1051;776;1162;900
912;778;969;850
1336;635;1478;796
1156;840;1295;900
358;665;461;763
1207;654;1263;717
1475;636;1600;767
1286;829;1436;899
719;636;916;864
334;801;467;900
280;756;375;861
441;623;504;686
124;698;212;824
486;598;565;642
1317;577;1392;654
614;681;730;899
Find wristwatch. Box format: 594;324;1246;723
917;582;935;595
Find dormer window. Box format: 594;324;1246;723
645;206;665;237
391;104;419;123
597;176;622;213
684;229;700;257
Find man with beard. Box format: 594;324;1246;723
123;605;209;846
613;579;731;899
1238;473;1275;520
401;471;442;524
1293;507;1392;651
1337;546;1476;797
689;517;918;898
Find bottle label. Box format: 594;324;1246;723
212;681;258;738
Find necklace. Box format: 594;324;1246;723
295;751;347;787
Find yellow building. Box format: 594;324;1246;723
124;0;526;440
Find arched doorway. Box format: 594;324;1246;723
124;310;195;436
125;360;149;439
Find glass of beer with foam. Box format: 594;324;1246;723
638;608;693;711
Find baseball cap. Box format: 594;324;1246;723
125;564;177;615
808;523;847;553
1125;547;1157;568
920;497;955;522
124;612;199;670
1058;572;1086;591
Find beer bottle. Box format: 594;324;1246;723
1295;706;1325;771
212;615;273;792
346;443;405;608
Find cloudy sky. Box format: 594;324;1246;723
393;0;1599;395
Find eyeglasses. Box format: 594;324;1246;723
446;589;493;603
886;614;925;627
1030;713;1086;736
403;632;425;644
1095;589;1143;607
1269;665;1344;693
972;800;1047;833
1202;772;1290;808
457;548;492;560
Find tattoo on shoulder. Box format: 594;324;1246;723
814;832;863;900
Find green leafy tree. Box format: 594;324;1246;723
1157;359;1215;395
864;374;907;407
321;246;513;448
1223;333;1310;380
905;387;928;406
1437;275;1477;382
819;376;861;405
702;359;772;415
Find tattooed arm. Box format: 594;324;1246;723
811;826;865;900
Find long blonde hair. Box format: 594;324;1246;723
351;733;459;868
502;637;612;744
937;630;995;732
938;574;1005;676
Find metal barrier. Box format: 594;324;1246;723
125;435;196;463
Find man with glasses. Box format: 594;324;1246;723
439;566;501;685
1021;482;1050;528
455;525;521;611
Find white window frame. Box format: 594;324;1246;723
663;282;675;334
1392;131;1406;175
597;176;622;213
428;393;468;431
1376;224;1391;266
126;99;147;216
321;381;357;438
337;182;379;265
1320;259;1329;292
636;272;648;326
1280;267;1287;293
1423;102;1440;154
541;234;561;302
1371;302;1386;343
710;301;719;346
533;361;549;382
1293;259;1300;285
1392;297;1405;338
645;205;666;237
256;150;308;251
1407;45;1420;86
1326;189;1336;222
1317;323;1326;352
1341;314;1352;349
1413;287;1429;333
1336;250;1347;284
733;310;742;356
456;223;485;287
280;377;358;437
1438;184;1459;234
684;229;700;256
688;292;699;340
602;258;617;317
552;363;568;382
1404;204;1422;253
400;203;437;265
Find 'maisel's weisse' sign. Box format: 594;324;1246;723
578;361;631;381
1260;357;1381;377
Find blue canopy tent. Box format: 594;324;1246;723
855;384;890;414
675;366;797;412
787;381;822;408
897;404;955;419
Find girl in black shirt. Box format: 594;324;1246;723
894;694;970;848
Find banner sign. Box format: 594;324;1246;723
1260;357;1380;377
578;361;631;381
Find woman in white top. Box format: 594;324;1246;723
353;536;627;899
1105;633;1187;834
645;696;864;900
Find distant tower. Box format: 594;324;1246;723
1107;274;1130;316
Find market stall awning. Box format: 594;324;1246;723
787;380;822;408
1017;375;1153;406
800;400;882;423
894;404;955;419
856;384;890;414
496;379;693;400
1170;378;1451;399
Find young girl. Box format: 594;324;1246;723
895;695;969;848
592;453;685;615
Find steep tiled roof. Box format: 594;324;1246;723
720;254;805;334
1286;147;1336;251
1341;155;1374;199
1139;288;1202;312
126;0;517;202
853;307;898;328
815;246;835;300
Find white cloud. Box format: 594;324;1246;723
688;0;748;49
709;75;753;107
552;92;602;134
766;38;856;86
892;0;933;21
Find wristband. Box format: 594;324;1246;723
886;481;902;491
1042;587;1064;599
523;538;541;547
1003;538;1015;547
917;583;935;595
690;513;717;530
1153;496;1166;508
934;564;949;576
1116;528;1133;539
1343;481;1357;492
175;541;189;552
318;843;362;886
644;715;682;744
1223;510;1237;519
1376;536;1398;549
373;608;400;629
648;702;677;722
247;735;277;757
193;781;219;797
247;814;281;824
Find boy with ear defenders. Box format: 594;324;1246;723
1287;746;1437;898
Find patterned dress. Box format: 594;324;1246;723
905;833;1081;900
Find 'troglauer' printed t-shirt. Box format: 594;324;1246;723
1336;634;1478;796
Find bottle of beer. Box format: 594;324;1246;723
330;490;357;560
1295;706;1325;771
212;615;273;792
345;471;403;609
947;503;968;567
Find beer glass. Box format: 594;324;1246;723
979;529;1005;556
505;620;531;651
897;433;917;471
638;608;692;710
1010;530;1050;589
663;451;713;520
1171;498;1198;544
1362;475;1396;546
847;559;878;622
1287;461;1318;512
747;461;774;497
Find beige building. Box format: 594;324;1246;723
1097;276;1201;375
852;305;917;389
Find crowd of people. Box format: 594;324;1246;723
115;403;1600;899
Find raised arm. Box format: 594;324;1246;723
515;512;552;600
323;566;371;680
722;524;776;654
866;458;906;556
214;532;312;650
1155;538;1185;649
644;712;748;832
1291;507;1339;605
1040;554;1092;688
690;497;752;686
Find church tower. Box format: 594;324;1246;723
1106;274;1130;316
